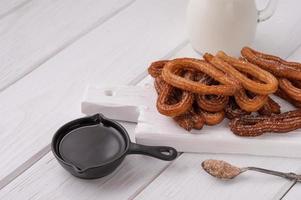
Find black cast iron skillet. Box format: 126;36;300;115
51;113;178;179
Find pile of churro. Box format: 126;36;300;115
148;47;301;137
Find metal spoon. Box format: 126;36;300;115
201;159;301;182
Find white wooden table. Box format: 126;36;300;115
1;0;301;199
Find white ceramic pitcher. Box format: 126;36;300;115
186;0;278;55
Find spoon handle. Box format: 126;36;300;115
243;167;301;181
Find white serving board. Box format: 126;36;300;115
82;78;301;158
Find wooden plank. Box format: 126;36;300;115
0;122;173;200
0;0;134;91
1;0;301;198
133;153;301;200
281;175;301;200
0;0;29;19
0;0;188;188
0;153;168;200
3;41;301;199
0;39;189;198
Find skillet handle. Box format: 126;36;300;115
128;142;178;161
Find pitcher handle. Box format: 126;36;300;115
257;0;278;22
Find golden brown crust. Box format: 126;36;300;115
234;88;268;112
156;82;194;117
258;97;281;116
148;60;168;78
196;94;229;112
194;72;229;112
162;58;240;95
201;110;225;126
279;78;301;102
208;52;278;95
229;110;301;137
241;47;301;80
173;109;204;131
275;88;301;108
225;97;250;119
148;48;301;136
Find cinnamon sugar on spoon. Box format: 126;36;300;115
202;159;301;181
201;159;241;180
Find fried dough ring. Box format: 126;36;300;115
148;60;168;78
157;84;192;117
161;58;239;95
241;47;301;80
194;72;229;112
229;110;301;137
278;78;301;102
174;109;205;131
196;94;229;112
275;88;301;108
156;72;194;117
191;113;206;129
204;52;278;95
234;89;268;112
201;110;225;126
225;97;250;119
291;80;301;88
154;77;165;94
258;97;281;116
150;52;301;134
204;53;271;111
154;74;204;130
